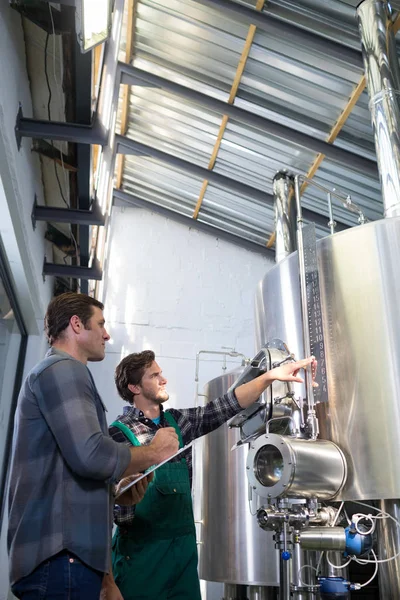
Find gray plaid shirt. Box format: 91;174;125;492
8;348;131;585
109;390;241;528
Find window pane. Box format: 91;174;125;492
0;279;22;487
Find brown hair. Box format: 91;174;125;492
45;292;104;345
115;350;155;404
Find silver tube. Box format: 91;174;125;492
273;172;297;263
279;556;291;600
323;551;350;584
248;586;278;600
377;499;400;599
294;175;316;439
299;527;346;551
222;584;248;600
357;0;400;218
291;545;318;600
195;349;248;382
327;193;336;235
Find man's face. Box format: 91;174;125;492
136;361;169;404
79;306;110;362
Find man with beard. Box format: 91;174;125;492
105;350;316;600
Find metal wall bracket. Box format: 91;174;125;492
15;106;106;150
32;196;105;229
42;258;103;281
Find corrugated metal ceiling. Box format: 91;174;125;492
116;0;392;251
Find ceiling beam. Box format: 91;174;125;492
116;0;137;189
192;0;363;69
119;63;377;177
115;134;349;232
193;23;258;219
300;10;400;196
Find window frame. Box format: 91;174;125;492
0;241;28;523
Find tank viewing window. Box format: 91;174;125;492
254;445;284;487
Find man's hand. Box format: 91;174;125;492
115;472;154;506
269;356;318;386
100;576;124;600
149;427;179;463
235;355;317;409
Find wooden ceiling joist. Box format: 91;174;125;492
116;0;136;190
192;3;264;219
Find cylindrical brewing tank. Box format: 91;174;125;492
255;217;400;501
196;368;279;586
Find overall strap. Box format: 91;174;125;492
164;411;183;449
110;421;141;446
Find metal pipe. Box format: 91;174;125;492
291;545;318;600
118;64;377;177
357;0;400;217
376;499;400;599
327;193;336;235
299;175;367;225
273;172;297;263
195;349;248;383
222;584;248;600
294;175;317;439
279;552;291;600
299;527;346;551
248;587;277;600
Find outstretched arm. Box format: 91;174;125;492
235;356;316;409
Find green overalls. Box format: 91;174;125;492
111;412;202;600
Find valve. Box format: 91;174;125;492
344;524;372;557
318;577;350;600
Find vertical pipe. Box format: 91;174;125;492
248;586;278;600
357;0;400;218
294;175;317;439
273;171;297;264
376;499;400;599
279;558;291;600
327;193;336;235
223;584;248;599
291;544;317;600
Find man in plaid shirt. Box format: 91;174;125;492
7;295;178;600
104;350;315;600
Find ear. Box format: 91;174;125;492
128;383;140;396
70;315;84;335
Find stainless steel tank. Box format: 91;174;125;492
255;216;400;501
196;368;279;586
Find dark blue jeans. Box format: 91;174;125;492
11;551;103;599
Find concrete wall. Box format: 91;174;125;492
0;5;53;598
0;9;53;335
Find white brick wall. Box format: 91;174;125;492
90;205;274;421
89;206;274;600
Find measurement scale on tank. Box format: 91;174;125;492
301;222;328;403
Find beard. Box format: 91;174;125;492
144;389;169;404
156;389;169;403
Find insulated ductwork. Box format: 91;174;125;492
272;172;297;263
357;0;400;218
